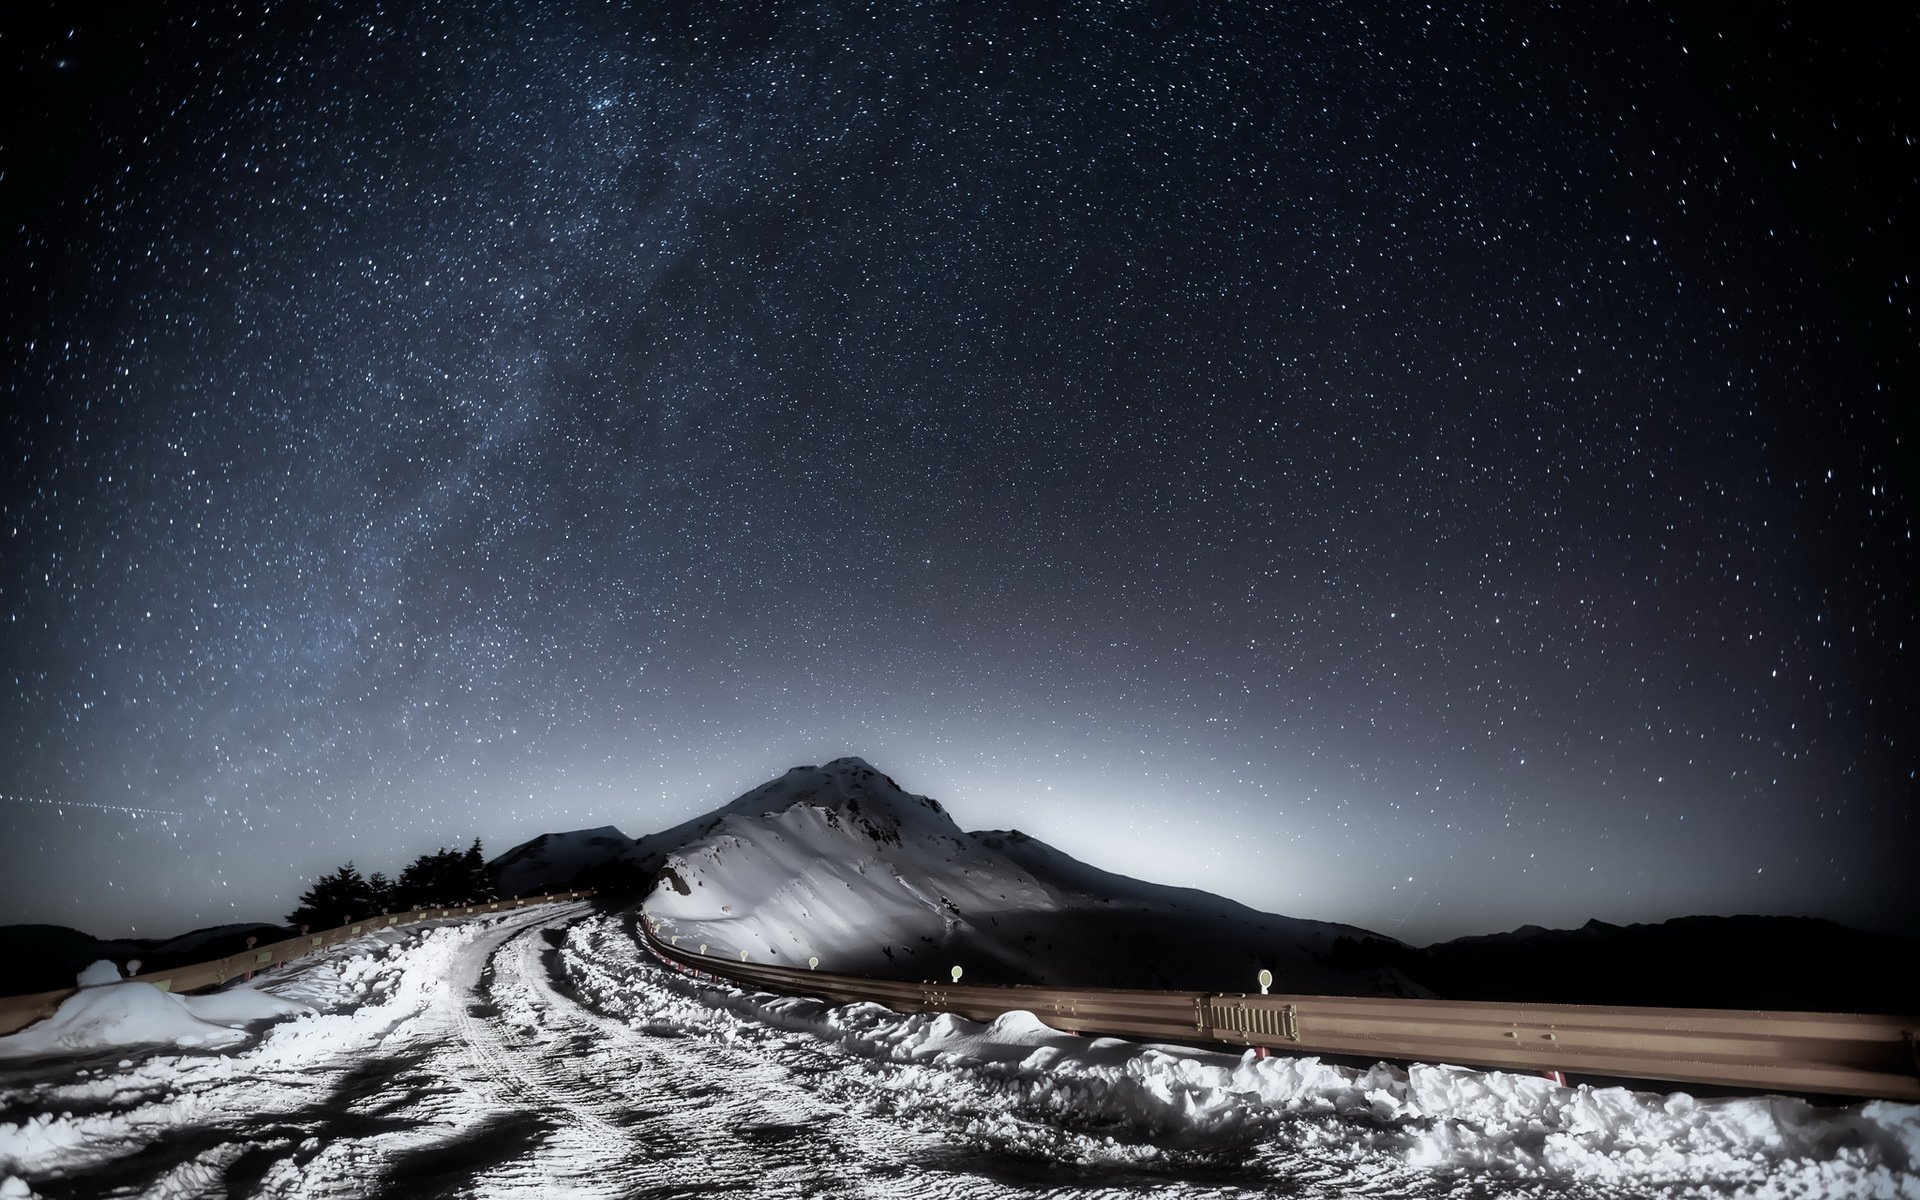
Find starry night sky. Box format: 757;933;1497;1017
2;1;1913;945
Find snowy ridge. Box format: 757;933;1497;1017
486;764;910;897
646;758;1425;995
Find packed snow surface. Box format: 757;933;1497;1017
0;902;1913;1198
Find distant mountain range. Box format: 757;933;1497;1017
0;922;286;997
1326;914;1913;1014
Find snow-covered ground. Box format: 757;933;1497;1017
1;903;1914;1198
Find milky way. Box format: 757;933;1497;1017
3;2;1913;942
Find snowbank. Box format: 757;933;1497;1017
784;997;1920;1191
0;976;309;1060
0;916;515;1184
567;914;1920;1198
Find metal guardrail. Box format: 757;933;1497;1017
0;891;596;1037
638;915;1920;1101
9;892;1910;1100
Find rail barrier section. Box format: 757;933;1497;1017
0;891;595;1036
638;913;1920;1101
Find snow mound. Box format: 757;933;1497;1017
0;981;309;1060
73;961;121;987
646;758;1425;995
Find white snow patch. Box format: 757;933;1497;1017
73;960;121;988
0;915;521;1184
0;980;309;1059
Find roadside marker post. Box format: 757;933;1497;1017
1253;970;1276;1058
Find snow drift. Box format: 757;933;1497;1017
0;962;309;1060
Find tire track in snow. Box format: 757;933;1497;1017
557;914;1298;1200
460;911;953;1199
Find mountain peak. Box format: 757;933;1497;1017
643;764;1424;996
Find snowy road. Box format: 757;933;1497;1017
2;905;1916;1198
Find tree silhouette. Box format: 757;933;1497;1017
286;840;493;925
463;838;494;901
286;862;376;929
392;840;492;909
365;871;396;914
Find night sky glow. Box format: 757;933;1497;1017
2;2;1913;945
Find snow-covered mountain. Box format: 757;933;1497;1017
487;764;922;899
640;757;1426;996
489;760;1917;1010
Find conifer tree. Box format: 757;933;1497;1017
286;862;375;929
365;871;395;914
463;838;493;900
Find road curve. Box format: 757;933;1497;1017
6;903;1331;1198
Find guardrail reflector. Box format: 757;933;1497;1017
310;937;322;948
152;979;172;993
350;925;363;934
255;951;273;964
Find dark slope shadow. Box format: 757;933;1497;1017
321;1046;456;1118
31;1051;444;1200
363;1110;554;1200
908;1140;1290;1195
